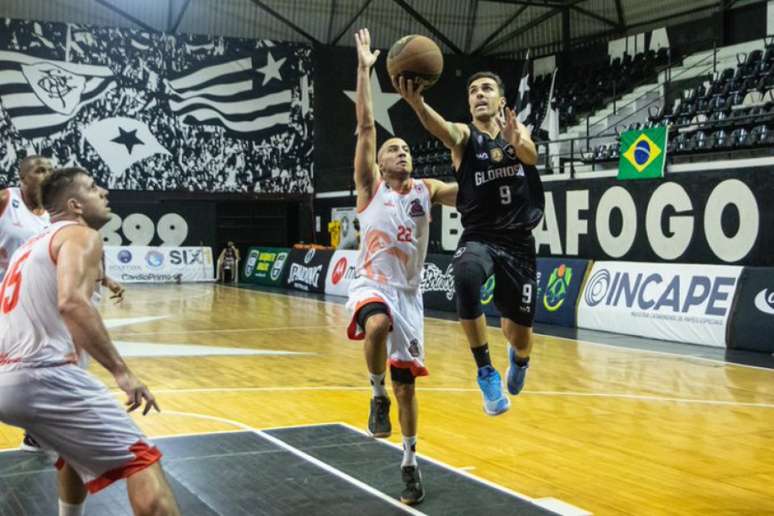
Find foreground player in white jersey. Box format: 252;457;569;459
0;156;125;452
346;29;458;506
0;167;179;516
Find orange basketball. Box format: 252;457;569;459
386;35;443;90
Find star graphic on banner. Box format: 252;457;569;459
111;127;143;154
257;52;286;86
344;70;401;135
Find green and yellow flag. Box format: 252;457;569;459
618;126;668;180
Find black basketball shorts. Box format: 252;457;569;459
452;240;537;327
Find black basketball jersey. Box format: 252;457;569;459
455;124;545;248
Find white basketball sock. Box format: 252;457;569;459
370;372;387;397
58;500;85;516
402;435;417;467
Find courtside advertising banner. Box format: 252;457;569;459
324;250;359;297
282;248;333;293
104;246;214;283
578;261;742;347
536;258;591;326
727;267;774;353
242;247;290;286
420;253;456;312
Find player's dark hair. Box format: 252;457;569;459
19;154;46;177
41;167;88;212
467;71;505;97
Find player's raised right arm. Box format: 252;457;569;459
353;28;380;210
396;77;469;154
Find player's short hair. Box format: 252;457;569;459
467;71;505;97
19;154;46;178
41;167;89;213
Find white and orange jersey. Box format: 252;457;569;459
0;187;49;280
0;221;80;371
355;179;432;290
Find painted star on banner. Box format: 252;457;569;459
257;51;286;86
344;70;401;135
111;127;143;154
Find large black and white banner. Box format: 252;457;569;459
0;18;313;193
534;169;771;265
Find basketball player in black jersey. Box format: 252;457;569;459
397;72;544;415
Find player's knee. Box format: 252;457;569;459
453;261;486;319
365;313;390;338
134;490;177;516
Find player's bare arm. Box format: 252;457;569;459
55;225;158;415
424;178;458;207
353;28;381;211
396;77;470;161
498;106;538;166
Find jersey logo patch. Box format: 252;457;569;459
504;144;517;160
475;152;488;160
408;199;425;217
11;199;19;209
489;147;504;163
453;246;466;259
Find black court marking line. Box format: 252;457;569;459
0;431;415;515
231;283;774;371
266;423;561;516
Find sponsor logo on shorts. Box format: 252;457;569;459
480;275;495;305
117;249;132;264
408;199;425;217
304;249;316;264
408;339;420;357
543;264;573;312
11;199;19;209
453;247;466;259
145;250;164;268
754;288;774;315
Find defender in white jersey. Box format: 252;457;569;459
0;155;51;280
346;29;458;506
0;155;51;452
0;168;179;516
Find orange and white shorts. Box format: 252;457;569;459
0;364;161;493
346;277;428;377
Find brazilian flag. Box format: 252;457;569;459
618;126;668;180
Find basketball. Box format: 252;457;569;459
386;35;443;90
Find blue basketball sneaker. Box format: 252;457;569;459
506;347;529;395
477;365;510;415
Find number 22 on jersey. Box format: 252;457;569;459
0;250;31;314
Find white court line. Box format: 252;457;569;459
338;422;583;516
148;386;774;409
110;324;335;337
158;411;425;515
244;287;774;373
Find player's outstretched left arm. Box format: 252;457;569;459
423;179;458;207
353;28;381;211
498;106;537;165
55;226;159;415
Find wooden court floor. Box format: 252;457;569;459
1;283;772;515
